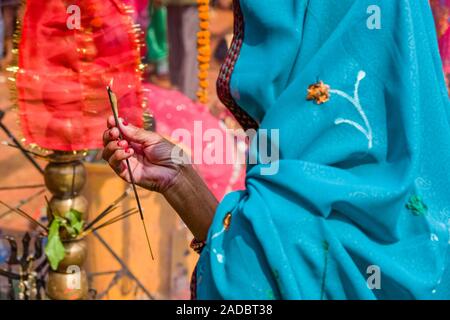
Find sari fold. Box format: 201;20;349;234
197;0;450;299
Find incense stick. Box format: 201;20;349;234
0;200;48;233
84;187;131;231
0;189;45;220
44;195;55;220
106;81;154;260
84;205;119;231
91;209;138;232
84;208;138;235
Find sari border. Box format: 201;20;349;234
216;0;259;131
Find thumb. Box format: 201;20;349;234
118;118;161;146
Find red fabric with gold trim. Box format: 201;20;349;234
15;0;144;151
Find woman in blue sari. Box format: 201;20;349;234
103;0;450;299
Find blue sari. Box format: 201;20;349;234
196;0;450;299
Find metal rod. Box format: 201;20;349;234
0;184;45;191
92;231;154;299
88;270;120;277
0;110;44;175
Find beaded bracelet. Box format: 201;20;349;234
190;238;206;254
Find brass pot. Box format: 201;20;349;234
47;195;88;220
44;161;86;198
57;238;87;273
46;270;88;300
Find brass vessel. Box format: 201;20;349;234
46;270;88;300
57;239;87;273
44;152;89;300
44;161;86;198
47;195;88;220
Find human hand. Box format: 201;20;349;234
102;116;184;193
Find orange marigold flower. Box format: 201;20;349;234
197;38;210;46
199;12;209;20
198;5;209;12
199;21;209;29
197;0;210;103
198;71;208;80
198;45;211;56
199;80;209;88
197;30;211;38
199;63;210;71
197;55;211;63
306;81;330;105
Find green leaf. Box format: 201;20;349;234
65;209;84;236
44;219;66;271
66;208;82;221
44;209;85;270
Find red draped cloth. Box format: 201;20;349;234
431;0;450;89
15;0;144;151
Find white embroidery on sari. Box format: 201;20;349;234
330;70;373;149
212;248;225;263
211;227;226;240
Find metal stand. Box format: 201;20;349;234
0;112;153;299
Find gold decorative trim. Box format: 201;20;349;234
7;0;146;155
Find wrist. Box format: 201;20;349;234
162;164;194;198
162;164;218;241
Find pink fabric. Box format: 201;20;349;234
122;0;149;27
431;0;450;88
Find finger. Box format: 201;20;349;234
102;139;129;162
107;115;116;129
108;148;134;173
102;127;120;147
118;118;163;146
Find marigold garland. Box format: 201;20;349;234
196;0;211;104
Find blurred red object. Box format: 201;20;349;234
14;0;144;151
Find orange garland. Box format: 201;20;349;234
196;0;211;104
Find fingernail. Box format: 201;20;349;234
125;148;132;153
109;131;114;138
117;140;122;147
